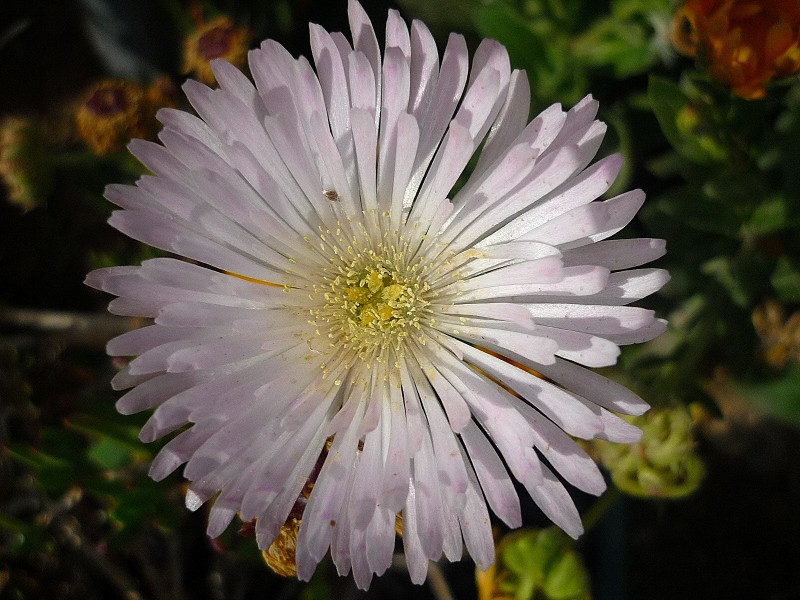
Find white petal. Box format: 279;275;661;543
457;265;610;303
413;344;472;433
407;425;445;561
407;33;469;202
562;268;671;306
464;145;585;249
296;400;364;576
513;400;606;495
401;479;433;584
385;9;410;55
460;420;521;528
365;507;395;576
348;424;383;529
458;453;496;569
378;46;411;211
408;19;439;118
452;340;603;438
149;422;215;481
522;189;646;248
562;238;667;270
350;107;379;214
347;0;381;126
524;463;583;539
436;302;536;329
504;153;624;235
407;357;470;506
381;372;411;511
309;24;352;148
437;324;558;366
116;371;201;415
472;69;531;176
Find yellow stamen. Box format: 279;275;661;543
226;271;284;287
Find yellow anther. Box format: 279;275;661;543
381;284;404;303
346;287;370;303
365;270;383;293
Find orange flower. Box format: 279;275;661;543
76;77;179;155
0;117;52;211
76;80;149;155
672;0;800;99
183;16;250;85
145;75;180;114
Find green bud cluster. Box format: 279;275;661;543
597;406;705;499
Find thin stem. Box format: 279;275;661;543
392;554;454;600
582;484;622;533
0;305;138;348
45;489;144;600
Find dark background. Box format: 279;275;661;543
1;1;799;599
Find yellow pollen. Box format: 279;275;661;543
347;269;411;328
306;245;430;361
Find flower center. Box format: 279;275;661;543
86;86;130;118
198;25;236;60
308;241;430;362
347;269;408;327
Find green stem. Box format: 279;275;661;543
581;485;622;533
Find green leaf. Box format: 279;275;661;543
474;2;542;69
473;1;586;106
0;512;47;557
651;189;741;238
87;437;133;470
648;76;690;152
772;257;800;302
106;479;181;538
574;18;656;77
701;257;751;307
502;535;545;597
543;551;590;599
395;0;475;30
744;196;796;235
8;428;90;496
65;416;148;457
732;365;800;425
647;76;728;164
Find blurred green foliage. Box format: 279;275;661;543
466;0;676;108
481;527;590;600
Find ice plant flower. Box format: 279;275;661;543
86;1;669;589
672;0;800;99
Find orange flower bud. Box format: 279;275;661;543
672;0;800;99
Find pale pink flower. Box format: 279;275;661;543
86;0;668;589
